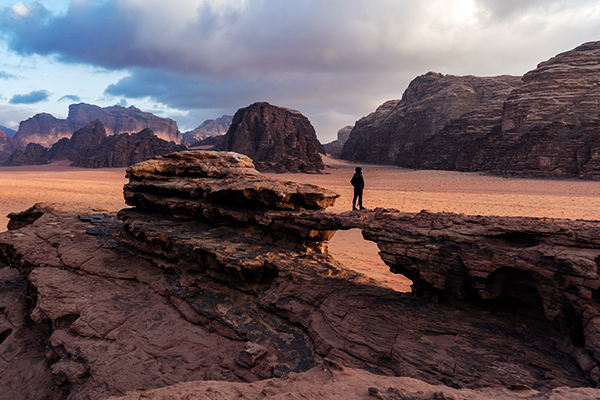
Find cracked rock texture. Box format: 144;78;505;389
1;151;600;399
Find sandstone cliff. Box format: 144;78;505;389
225;102;325;173
340;73;522;165
4;121;186;168
13;103;182;148
323;125;353;158
0;130;16;162
1;151;599;399
343;42;600;180
183;115;232;146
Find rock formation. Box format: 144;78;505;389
342;42;600;180
0;130;16;162
72;128;187;168
4;121;186;168
13;103;182;148
183;115;232;146
323;125;353;158
1;150;600;399
0;125;16;137
225;102;325;173
341;73;522;165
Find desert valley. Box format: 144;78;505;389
2;41;600;400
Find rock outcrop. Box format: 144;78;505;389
0;125;16;137
323;125;353;158
13;103;182;148
4;121;186;168
1;151;600;399
341;73;522;165
342;42;600;180
183;115;232;146
0;130;16;162
225;102;325;173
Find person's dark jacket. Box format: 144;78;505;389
351;172;364;190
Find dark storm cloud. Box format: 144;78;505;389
3;0;600;140
9;89;50;104
1;1;140;68
58;94;80;102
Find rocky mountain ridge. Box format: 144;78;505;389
342;41;600;179
4;120;186;167
182;115;232;146
12;103;182;149
323;125;353;157
1;151;600;399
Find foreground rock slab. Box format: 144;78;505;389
1;151;599;399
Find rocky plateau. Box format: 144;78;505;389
1;151;600;399
12;103;182;150
183;115;233;146
4;120;186;168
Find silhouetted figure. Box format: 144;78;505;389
351;166;365;210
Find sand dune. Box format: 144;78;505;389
2;155;600;292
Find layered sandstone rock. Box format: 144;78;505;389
363;209;600;381
13;103;182;148
343;42;600;179
4;121;186;168
225;102;325;173
1;151;600;399
340;73;522;165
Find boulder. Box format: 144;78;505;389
225;102;325;173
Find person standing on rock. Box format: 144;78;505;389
351;166;365;210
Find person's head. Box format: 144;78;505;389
355;166;362;173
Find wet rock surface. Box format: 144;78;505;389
0;151;599;399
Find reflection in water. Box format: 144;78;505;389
328;228;412;293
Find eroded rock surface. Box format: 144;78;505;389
224;102;325;173
4;121;186;168
340;73;522;165
13;103;182;149
0;151;599;399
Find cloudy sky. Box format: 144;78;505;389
0;0;599;142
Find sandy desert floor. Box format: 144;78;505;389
2;155;600;293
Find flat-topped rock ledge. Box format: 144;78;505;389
2;151;600;399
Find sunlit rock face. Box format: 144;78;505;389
1;151;600;399
182;115;232;146
13;103;182;148
225;102;325;173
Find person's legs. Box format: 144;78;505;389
353;188;360;210
358;189;364;209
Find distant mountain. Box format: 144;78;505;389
5;120;185;168
0;130;16;162
323;125;353;157
0;125;17;137
182;115;232;145
13;103;182;148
